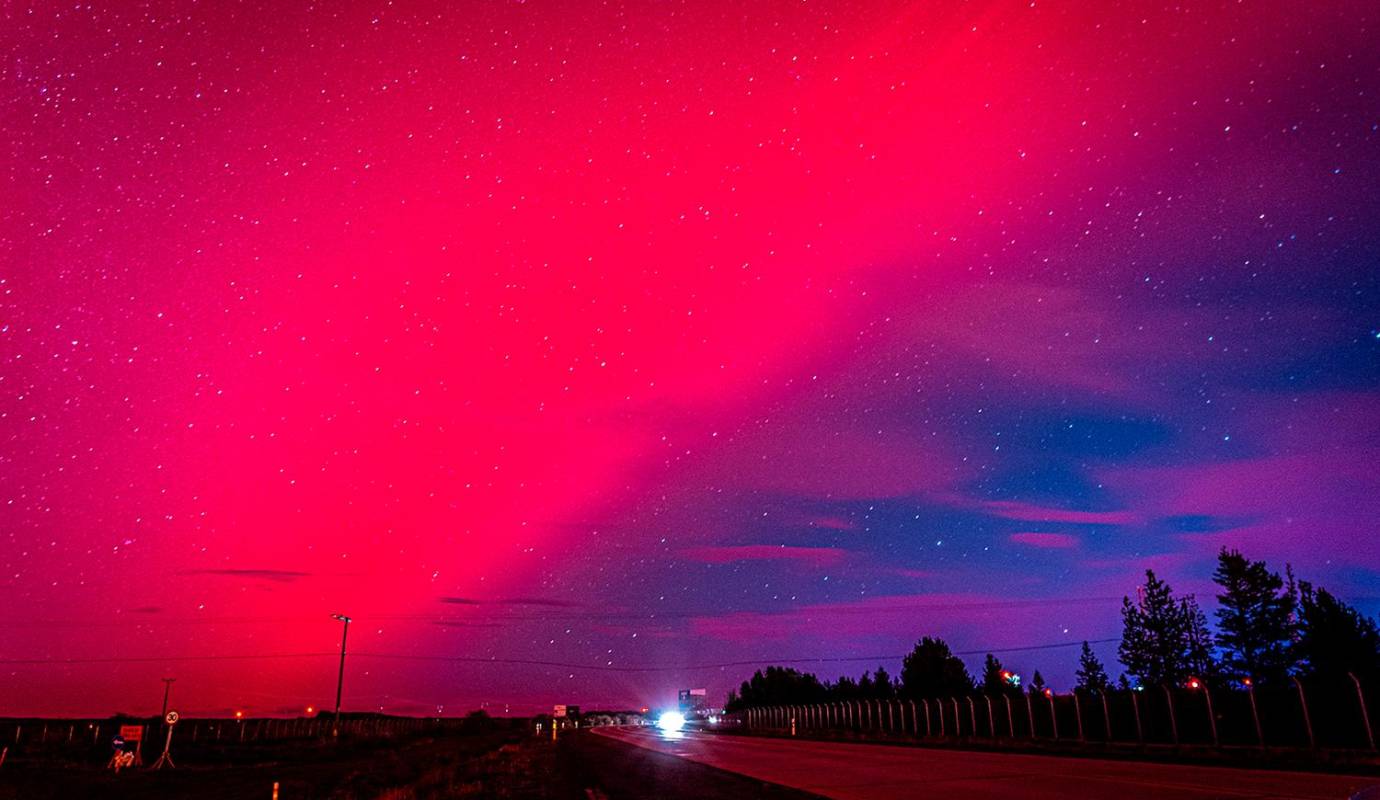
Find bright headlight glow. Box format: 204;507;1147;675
656;711;686;733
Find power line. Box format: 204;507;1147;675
0;637;1117;672
0;596;1126;628
0;653;336;665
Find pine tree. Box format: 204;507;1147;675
981;653;1006;694
1075;641;1110;691
873;666;895;698
1295;582;1380;680
1028;670;1048;695
1183;595;1218;680
1212;548;1296;684
1118;570;1215;686
900;637;975;698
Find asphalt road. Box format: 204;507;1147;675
559;730;824;800
593;727;1380;800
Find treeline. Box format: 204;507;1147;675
725;548;1380;711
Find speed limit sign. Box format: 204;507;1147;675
165;710;179;725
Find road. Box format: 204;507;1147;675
592;727;1380;800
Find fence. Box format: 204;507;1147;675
730;673;1379;753
0;715;454;762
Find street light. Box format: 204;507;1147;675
331;613;352;737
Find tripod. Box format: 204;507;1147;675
150;723;176;770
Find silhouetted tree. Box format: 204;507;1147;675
1028;670;1048;695
900;637;975;698
1075;642;1110;691
462;709;495;733
981;653;1005;694
1183;596;1218;680
1212;548;1296;685
725;666;829;710
873;666;896;698
832;675;859;700
979;653;1022;696
1295;582;1380;681
1119;570;1216;686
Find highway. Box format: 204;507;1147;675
593;727;1379;799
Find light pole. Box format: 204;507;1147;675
331;613;351;737
160;678;176;719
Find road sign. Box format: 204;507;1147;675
119;725;143;742
553;705;567;718
165;710;179;725
111;735;125;750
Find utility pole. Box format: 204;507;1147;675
160;678;176;719
330;613;351;737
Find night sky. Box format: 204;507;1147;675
4;1;1378;718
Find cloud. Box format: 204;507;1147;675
497;597;584;608
806;516;859;532
183;569;310;583
683;545;849;568
1009;532;1080;549
431;620;503;628
979;499;1140;526
689;593;1121;646
437;596;583;608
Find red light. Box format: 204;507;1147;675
1043;689;1053;698
1187;679;1201;690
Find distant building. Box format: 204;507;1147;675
678;688;709;718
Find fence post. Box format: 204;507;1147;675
1350;672;1377;751
1025;694;1035;737
985;696;995;737
1292;677;1315;749
938;699;946;737
1163;686;1179;746
922;699;931;736
1100;691;1112;742
1004;695;1014;737
1244;680;1264;748
888;700;896;732
1046;692;1059;739
952;698;961;736
966;697;976;735
1073;692;1085;742
1131;690;1143;743
1201;685;1218;747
